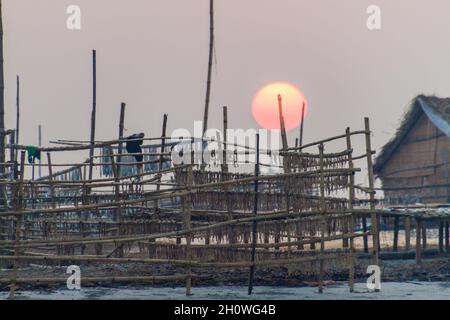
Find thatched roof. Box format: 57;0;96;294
373;95;450;174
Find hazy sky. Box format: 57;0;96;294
4;0;450;168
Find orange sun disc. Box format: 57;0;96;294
251;81;308;131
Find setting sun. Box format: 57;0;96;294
251;82;308;131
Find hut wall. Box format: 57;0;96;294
379;114;450;204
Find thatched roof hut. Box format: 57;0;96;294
374;95;450;204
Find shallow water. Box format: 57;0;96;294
2;282;450;300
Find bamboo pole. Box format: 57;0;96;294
446;221;449;253
15;75;19;160
439;221;444;254
416;218;422;268
286;130;367;151
202;0;214;137
405;216;411;251
154;114;168;212
117;103;126;176
88;49;97;181
38;125;42;178
365;118;379;267
9;151;25;299
0;0;6;181
222;106;228;174
108;145;123;257
277;94;288;150
2;275;188;285
318;143;326;293
46;152;56;209
421;223;427;249
299;101;305;147
393;216;399;252
184;165;193;296
9;131;15;180
248;133;259;295
346;128;355;292
221;106;235;245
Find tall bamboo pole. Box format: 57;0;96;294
15;75;19;159
117;103;126;175
299;101;305;147
248;133;260;295
154;114;168;211
88;50;97;181
38;125;42;178
8;151;25;299
416;218;422;268
202;0;214;137
46;152;56;209
318;143;326;293
345;128;355;292
222;106;228;174
0;0;5;203
277;94;288;150
365;117;379;268
184;166;193;296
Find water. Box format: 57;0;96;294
2;282;450;300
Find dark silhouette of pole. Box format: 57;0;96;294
299;101;305;147
277;94;288;150
248;133;260;295
88;50;97;180
117;103;126;173
15;75;19;155
0;0;6;182
202;0;214;137
38;125;42;178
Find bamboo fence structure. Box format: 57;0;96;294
0;117;382;298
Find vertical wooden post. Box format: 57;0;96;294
46;152;56;209
346;127;355;292
9;131;16;180
439;221;444;254
38;125;42;178
108;145;123;257
202;0;214;138
0;0;6;181
9;151;25;299
405;216;411;251
222;106;234;245
362;218;369;253
15;75;19;159
184;165;193;296
299;101;305;147
318;143;326;293
277;94;288;150
393;216;399;252
154;114;168;211
364;117;379;266
416;218;422;268
222;106;228;174
446;221;449;253
421;222;427;249
88;49;97;181
248;134;260;295
117;103;126;176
